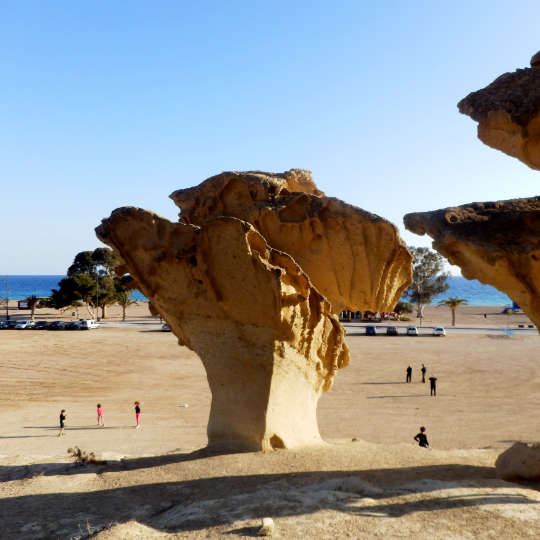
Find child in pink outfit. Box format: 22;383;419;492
97;404;105;426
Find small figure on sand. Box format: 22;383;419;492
97;404;105;426
421;364;426;383
429;375;437;396
406;365;412;383
135;401;141;428
414;426;430;449
59;409;66;436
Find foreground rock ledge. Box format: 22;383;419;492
96;208;348;451
404;196;540;329
171;170;412;314
458;53;540;170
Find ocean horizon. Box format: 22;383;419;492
1;274;514;307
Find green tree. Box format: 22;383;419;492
403;247;450;319
47;249;128;319
116;291;137;321
394;301;414;315
437;297;468;326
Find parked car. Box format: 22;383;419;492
407;326;418;335
386;326;398;335
365;325;377;335
6;320;19;329
15;320;36;329
49;321;67;330
0;321;9;329
34;321;50;330
79;319;100;330
162;323;171;332
65;321;81;330
433;326;446;337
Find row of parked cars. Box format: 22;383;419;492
365;325;446;336
0;319;100;330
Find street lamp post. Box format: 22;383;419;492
95;266;101;322
419;278;423;326
2;276;11;321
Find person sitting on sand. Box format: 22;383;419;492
414;426;430;449
97;404;105;426
59;410;66;436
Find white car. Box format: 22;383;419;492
407;326;418;335
433;326;446;337
79;319;100;330
15;320;35;329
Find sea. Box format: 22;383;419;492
2;275;514;306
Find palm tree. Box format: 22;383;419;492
437;297;468;326
116;291;137;321
27;295;40;321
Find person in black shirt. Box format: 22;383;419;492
59;410;66;436
421;364;427;383
414;426;429;448
406;365;412;383
429;375;437;396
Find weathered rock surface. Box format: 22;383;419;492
495;442;540;481
96;208;348;451
404;197;540;329
171;170;412;314
458;53;540;170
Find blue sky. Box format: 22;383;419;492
1;0;539;274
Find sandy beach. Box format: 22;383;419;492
4;300;536;328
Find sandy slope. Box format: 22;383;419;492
1;327;540;538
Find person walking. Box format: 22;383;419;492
135;401;141;428
59;410;67;436
429;375;437;396
414;426;430;449
406;365;412;383
97;404;105;426
421;364;427;383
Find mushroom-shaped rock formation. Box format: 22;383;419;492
458;53;540;170
404;197;540;329
96;208;349;451
171;170;412;314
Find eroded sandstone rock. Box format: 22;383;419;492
171;170;412;314
403;197;540;329
458;53;540;170
495;442;540;481
96;208;348;451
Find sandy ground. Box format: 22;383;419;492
1;325;540;538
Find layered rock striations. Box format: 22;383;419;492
97;170;412;450
458;53;540;170
404;197;540;329
96;208;349;451
171;170;412;314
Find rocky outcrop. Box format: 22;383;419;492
96;208;348;451
458;52;540;170
403;197;540;329
171;170;412;314
495;442;540;481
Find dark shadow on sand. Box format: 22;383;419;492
3;457;531;539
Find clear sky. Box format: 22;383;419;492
1;1;539;274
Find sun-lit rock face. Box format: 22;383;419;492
404;197;540;329
458;54;540;170
96;208;348;451
171;170;412;314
